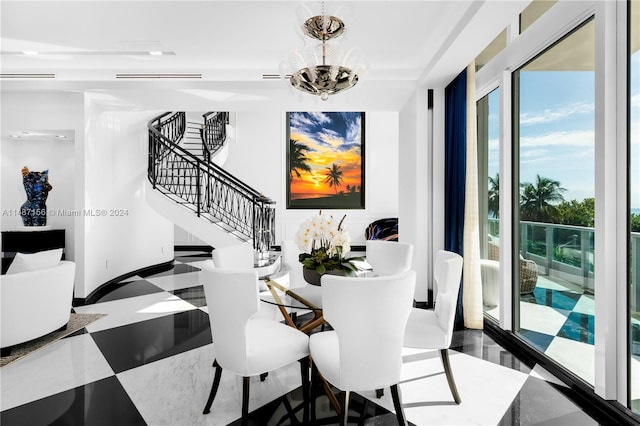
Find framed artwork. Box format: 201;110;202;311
286;112;365;209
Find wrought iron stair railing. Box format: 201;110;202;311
147;111;275;253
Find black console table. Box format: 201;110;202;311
1;229;65;274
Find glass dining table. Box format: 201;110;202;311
261;277;326;334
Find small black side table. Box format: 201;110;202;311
1;229;65;274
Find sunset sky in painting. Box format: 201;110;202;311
288;112;363;200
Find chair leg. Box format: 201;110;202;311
241;376;251;426
203;360;223;414
390;384;408;426
440;349;461;404
340;390;350;426
300;357;310;424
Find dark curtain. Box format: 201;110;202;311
444;69;467;330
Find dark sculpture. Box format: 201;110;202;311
20;166;53;226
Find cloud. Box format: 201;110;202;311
520;129;594;148
631;92;640;110
520;149;549;159
520;102;594;126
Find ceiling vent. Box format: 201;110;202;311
262;74;291;80
116;73;202;79
0;73;55;79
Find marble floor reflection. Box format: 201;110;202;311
1;252;604;425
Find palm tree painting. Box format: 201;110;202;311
324;163;344;194
286;112;365;209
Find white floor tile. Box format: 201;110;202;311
572;294;595;316
146;271;202;291
545;336;594;386
0;334;114;411
530;364;569;387
74;292;198;332
364;348;528;425
519;301;568;336
117;344;302;426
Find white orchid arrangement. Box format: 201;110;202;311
295;210;361;276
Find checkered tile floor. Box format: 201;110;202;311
1;251;604;425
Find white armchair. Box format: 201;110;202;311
1;261;76;352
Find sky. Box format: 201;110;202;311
288;112;362;199
487;50;640;210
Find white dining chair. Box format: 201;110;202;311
309;270;417;425
212;243;254;269
200;264;311;425
365;240;414;276
403;249;464;404
211;243;278;319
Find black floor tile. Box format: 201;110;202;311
499;376;600;425
94;279;164;303
240;386;416;426
140;263;200;278
171;285;206;307
175;253;212;263
0;376;145;426
90;309;212;373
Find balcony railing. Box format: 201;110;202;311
488;219;640;307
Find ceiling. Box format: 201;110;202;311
0;1;532;110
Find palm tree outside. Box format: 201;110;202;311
488;173;499;218
324;163;344;195
520;174;566;222
289;139;312;179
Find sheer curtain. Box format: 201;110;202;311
462;61;483;329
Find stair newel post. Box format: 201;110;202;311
149;131;156;189
196;166;201;217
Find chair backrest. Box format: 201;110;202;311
200;262;259;374
433;250;464;347
212;243;254;269
281;239;305;289
320;270;416;390
365;240;414;276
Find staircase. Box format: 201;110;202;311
146;111;275;259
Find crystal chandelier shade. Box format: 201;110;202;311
282;2;368;101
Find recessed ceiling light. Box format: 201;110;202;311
9;134;20;138
20;131;30;135
56;135;67;139
22;51;39;56
149;51;163;56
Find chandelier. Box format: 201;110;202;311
282;2;368;101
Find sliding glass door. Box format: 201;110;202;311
478;88;501;321
513;18;596;384
629;0;639;413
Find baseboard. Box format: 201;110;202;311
174;245;213;252
73;260;175;306
483;320;640;426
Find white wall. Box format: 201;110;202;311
222;111;400;247
1;92;84;282
399;91;431;300
82;100;174;298
1;137;75;241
